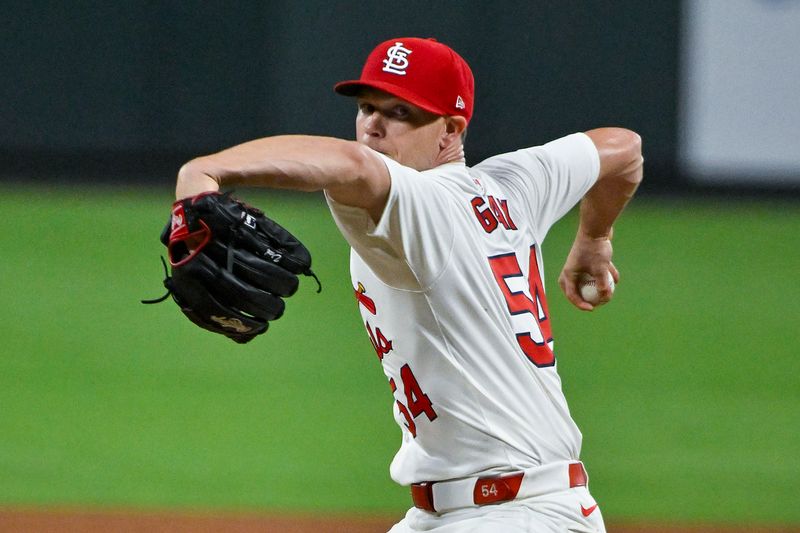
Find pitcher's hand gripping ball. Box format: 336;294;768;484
143;192;320;343
578;272;615;306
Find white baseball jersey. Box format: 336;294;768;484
326;132;600;486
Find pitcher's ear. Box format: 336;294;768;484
440;116;467;149
445;116;467;136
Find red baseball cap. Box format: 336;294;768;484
334;37;475;123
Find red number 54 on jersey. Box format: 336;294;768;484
488;245;555;367
390;364;438;438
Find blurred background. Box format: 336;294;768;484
1;0;798;530
4;0;799;191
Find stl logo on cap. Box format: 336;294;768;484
382;42;412;75
334;37;474;122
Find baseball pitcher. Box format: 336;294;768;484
151;37;643;532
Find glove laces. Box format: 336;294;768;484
141;256;173;304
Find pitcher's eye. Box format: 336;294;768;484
358;103;375;114
391;106;410;119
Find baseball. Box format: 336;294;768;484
579;273;615;305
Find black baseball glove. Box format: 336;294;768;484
143;191;320;343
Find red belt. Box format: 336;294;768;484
411;462;588;513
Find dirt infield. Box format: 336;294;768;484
0;508;798;533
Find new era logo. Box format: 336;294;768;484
455;95;465;110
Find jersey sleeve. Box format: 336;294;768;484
325;152;455;291
473;132;600;242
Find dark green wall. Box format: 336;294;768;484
2;1;679;186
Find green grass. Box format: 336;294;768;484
0;185;406;513
0;186;798;526
544;198;800;525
